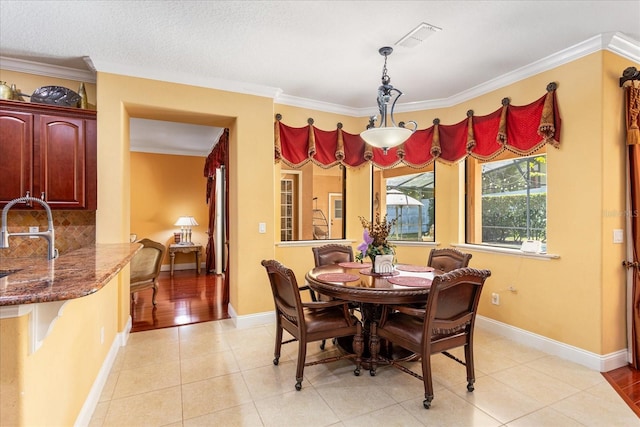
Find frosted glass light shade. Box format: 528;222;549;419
360;126;412;149
174;216;198;227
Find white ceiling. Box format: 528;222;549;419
1;1;639;156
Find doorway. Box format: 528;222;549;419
129;116;227;330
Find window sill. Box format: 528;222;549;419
453;243;560;260
389;240;439;247
276;239;355;248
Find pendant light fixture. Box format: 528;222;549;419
360;46;417;153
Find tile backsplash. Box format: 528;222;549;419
0;210;96;258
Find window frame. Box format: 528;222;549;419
465;150;548;251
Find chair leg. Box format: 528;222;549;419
273;321;283;366
422;354;434;409
465;343;475;392
352;322;363;376
151;285;158;306
295;338;306;391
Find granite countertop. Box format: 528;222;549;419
0;243;142;306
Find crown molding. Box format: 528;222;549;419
606;32;640;63
275;32;640;116
89;58;283;100
0;56;96;83
274;93;361;117
2;33;637;116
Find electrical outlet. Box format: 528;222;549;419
29;226;39;238
491;293;500;305
258;222;266;233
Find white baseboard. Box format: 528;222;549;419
74;318;131;427
228;304;275;329
476;315;628;372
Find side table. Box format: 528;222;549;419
169;244;203;277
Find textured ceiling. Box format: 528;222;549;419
1;1;639;155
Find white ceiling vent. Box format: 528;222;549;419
395;22;442;48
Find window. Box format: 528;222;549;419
466;151;547;249
280;163;345;241
374;164;435;242
280;178;294;241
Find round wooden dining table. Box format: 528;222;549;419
305;262;437;304
305;261;440;373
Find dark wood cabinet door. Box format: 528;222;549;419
1;100;97;210
0;110;33;204
36;114;87;209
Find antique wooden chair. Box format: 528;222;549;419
427;248;472;272
370;267;491;409
309;244;356;348
302;244;355;301
130;238;166;305
312;244;354;267
261;259;363;390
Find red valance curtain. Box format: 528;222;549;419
204;128;229;304
275;84;561;169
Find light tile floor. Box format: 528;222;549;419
90;320;638;426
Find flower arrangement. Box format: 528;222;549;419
355;213;396;262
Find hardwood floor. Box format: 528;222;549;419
131;269;229;333
602;364;640;417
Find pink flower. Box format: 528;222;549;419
357;229;373;254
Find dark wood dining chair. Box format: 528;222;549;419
312;244;354;267
309;244;356;349
261;259;364;390
302;244;355;302
427;248;472;272
370;267;491;409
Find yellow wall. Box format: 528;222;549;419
1;48;638;425
274;52;638;356
0;276;121;426
130;152;209;266
95;72;276;318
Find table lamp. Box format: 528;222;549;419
174;216;198;245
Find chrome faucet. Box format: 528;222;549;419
1;195;58;260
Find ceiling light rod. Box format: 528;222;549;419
360;46;417;154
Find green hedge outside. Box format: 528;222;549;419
482;193;546;244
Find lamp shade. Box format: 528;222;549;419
360;126;412;149
174;216;198;227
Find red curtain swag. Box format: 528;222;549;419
204;128;230;305
275;84;561;169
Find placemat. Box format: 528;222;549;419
395;265;435;272
339;261;371;269
316;273;360;282
387;276;433;287
359;268;400;277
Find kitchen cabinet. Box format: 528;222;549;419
0;100;97;209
